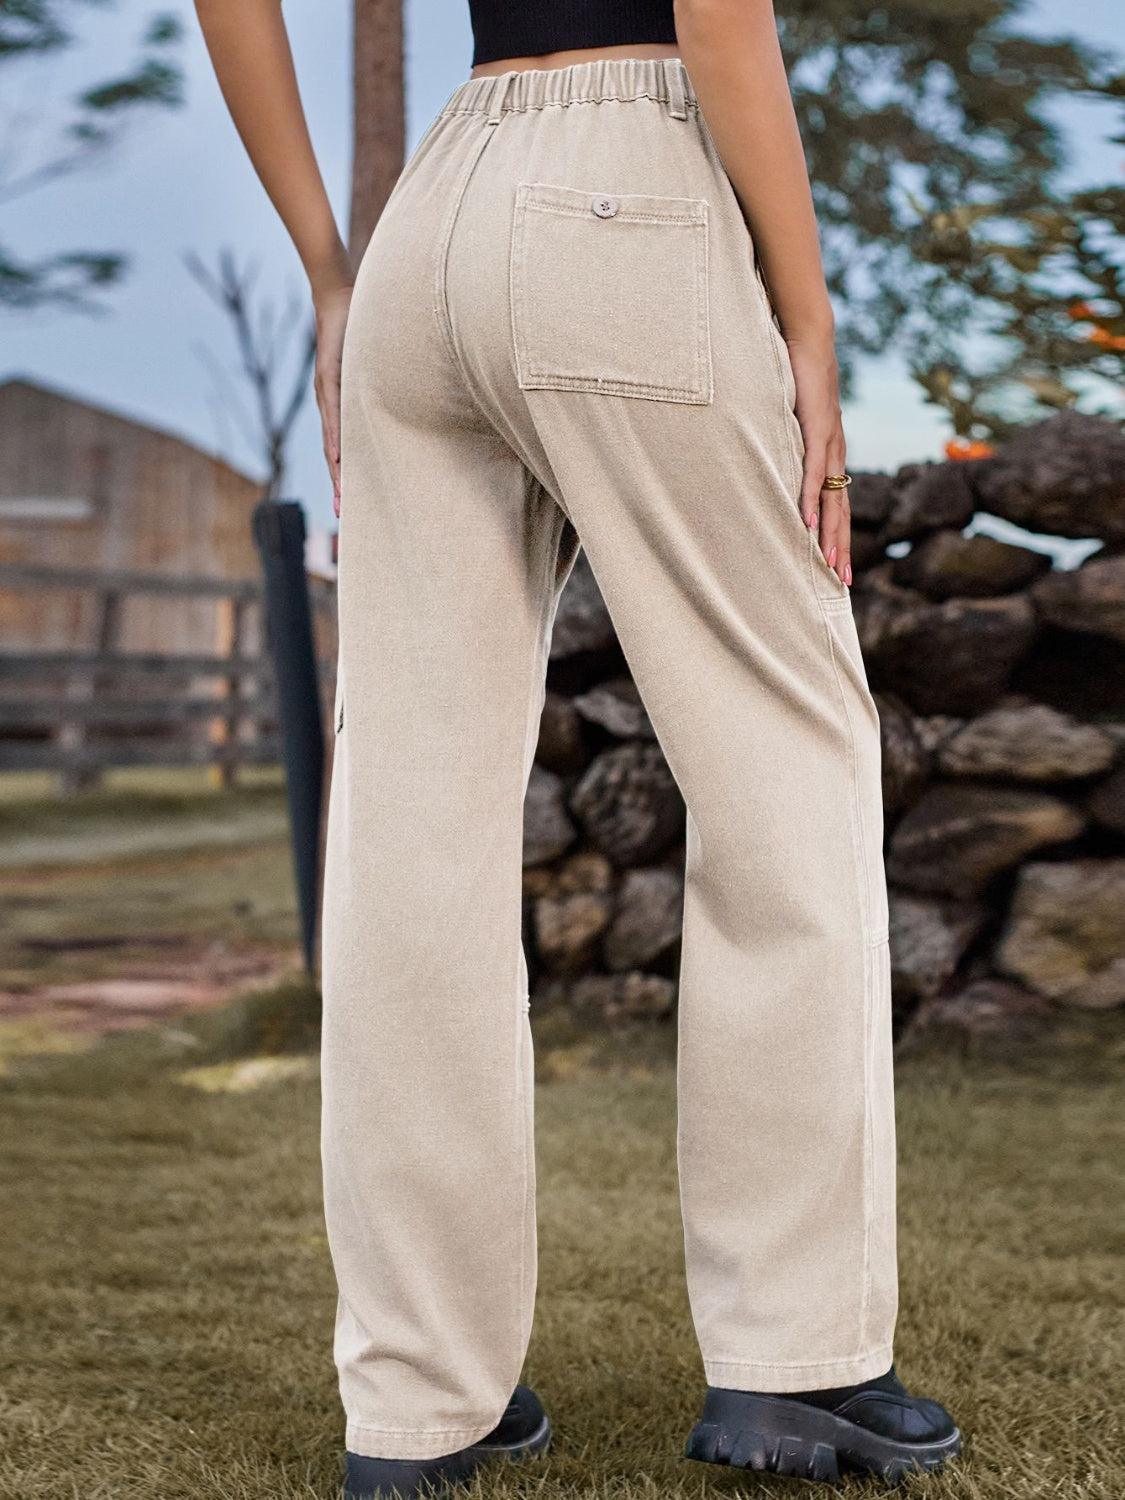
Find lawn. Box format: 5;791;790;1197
0;1006;1121;1500
0;770;295;994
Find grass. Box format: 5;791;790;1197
0;1014;1122;1500
0;771;294;990
1;775;1122;1497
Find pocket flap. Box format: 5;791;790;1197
517;182;708;226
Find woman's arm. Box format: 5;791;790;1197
194;0;351;511
674;0;852;585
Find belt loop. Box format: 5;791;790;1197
666;59;688;121
486;70;512;126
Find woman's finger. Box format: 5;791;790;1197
319;408;340;516
316;370;341;515
800;437;828;531
818;487;852;584
312;285;352;519
822;433;851;584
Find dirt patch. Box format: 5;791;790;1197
0;941;295;1036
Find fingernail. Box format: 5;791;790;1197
828;545;837;568
844;562;852;586
809;511;818;530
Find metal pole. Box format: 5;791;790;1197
252;500;324;973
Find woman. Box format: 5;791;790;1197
195;3;961;1495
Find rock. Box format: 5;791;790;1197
522;766;577;866
553;850;615;894
892;530;1050;599
937;704;1117;782
605;867;685;971
533;891;612;974
875;695;930;818
901;980;1051;1051
887;783;1085;895
850;568;926;658
1009;629;1125;721
888;892;988;1001
522;866;555;900
998;859;1125;1009
524;852;614;913
1031;554;1125;645
848;471;896;527
571;743;685;865
864;595;1036;715
535;692;587;773
971;411;1125;546
1087;763;1125;835
573;677;656;739
568;971;677;1021
913;714;963;756
550;552;617;658
850;529;888;571
884;461;976;542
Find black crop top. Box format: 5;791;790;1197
468;1;677;67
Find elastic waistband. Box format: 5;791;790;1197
440;57;698;123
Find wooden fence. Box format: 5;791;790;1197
0;563;336;792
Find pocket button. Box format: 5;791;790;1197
592;194;619;219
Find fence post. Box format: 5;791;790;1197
252;500;324;973
57;585;121;796
211;595;248;789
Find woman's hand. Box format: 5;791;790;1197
314;283;353;517
674;0;852;585
788;337;851;587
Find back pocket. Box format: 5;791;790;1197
511;182;713;404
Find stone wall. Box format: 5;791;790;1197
522;411;1125;1043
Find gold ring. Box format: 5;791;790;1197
822;473;852;490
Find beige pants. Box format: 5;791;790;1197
324;58;897;1461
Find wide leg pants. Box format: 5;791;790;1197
323;56;897;1461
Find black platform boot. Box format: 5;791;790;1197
344;1386;550;1499
685;1367;960;1485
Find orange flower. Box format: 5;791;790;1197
945;438;996;461
1067;301;1096;322
1088;326;1125;351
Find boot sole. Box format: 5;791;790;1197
345;1415;551;1499
685;1391;960;1486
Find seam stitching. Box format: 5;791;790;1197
523;202;705;225
695;202;714;400
705;1346;894;1371
510;186;529;389
755;260;822;599
519;376;711;401
819;604;876;1357
432;123;498;379
511;492;568;1379
440;93;701;119
347;1422;500;1437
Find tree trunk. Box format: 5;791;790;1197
349;0;407;264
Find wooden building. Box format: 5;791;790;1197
0;378;265;653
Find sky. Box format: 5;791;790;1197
3;0;1121;534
